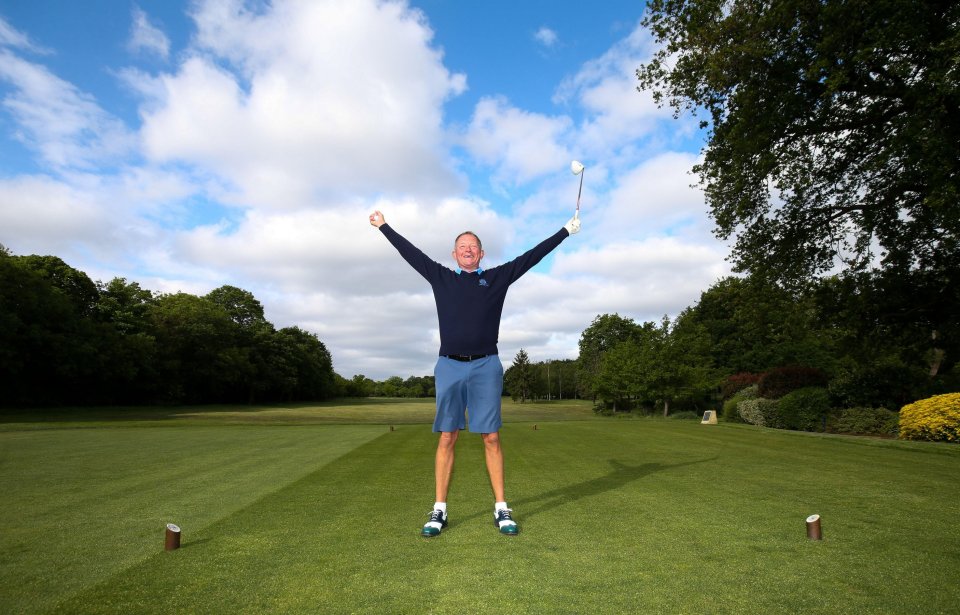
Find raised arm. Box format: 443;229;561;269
369;210;442;281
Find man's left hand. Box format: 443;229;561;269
564;212;581;235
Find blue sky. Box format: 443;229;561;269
0;0;730;379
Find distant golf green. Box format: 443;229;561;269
2;400;958;614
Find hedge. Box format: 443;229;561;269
899;393;960;442
777;387;831;432
737;398;780;428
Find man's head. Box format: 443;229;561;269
453;231;484;272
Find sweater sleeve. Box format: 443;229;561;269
378;223;444;282
497;228;569;285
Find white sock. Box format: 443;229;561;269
495;501;508;512
434;501;447;514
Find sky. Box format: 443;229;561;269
0;0;732;380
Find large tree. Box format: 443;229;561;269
505;348;534;403
577;314;643;400
637;0;960;283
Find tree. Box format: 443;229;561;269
687;276;838;374
577;314;642;400
18;255;99;316
205;285;268;330
595;339;643;412
637;0;960;283
274;326;338;401
148;293;240;403
0;255;81;404
505;348;534;403
96;278;155;334
382;376;405;397
653;312;722;416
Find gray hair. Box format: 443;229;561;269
454;231;482;250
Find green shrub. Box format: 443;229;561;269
737;398;779;427
899;393;960;442
828;360;927;410
777;387;831;432
722;384;758;422
758;365;828;399
721;372;761;399
827;407;898;437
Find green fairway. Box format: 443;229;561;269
2;400;958;614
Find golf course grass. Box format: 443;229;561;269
2;399;958;614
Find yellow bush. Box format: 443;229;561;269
898;393;960;442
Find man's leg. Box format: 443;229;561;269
484;431;518;535
435;430;459;502
422;429;458;537
481;431;505;502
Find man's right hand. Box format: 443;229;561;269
369;210;385;227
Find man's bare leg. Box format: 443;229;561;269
483;431;517;534
422;430;458;537
482;431;505;502
435;430;459;502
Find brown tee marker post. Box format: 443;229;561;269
165;523;182;550
806;514;822;540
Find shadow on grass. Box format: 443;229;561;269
462;457;716;525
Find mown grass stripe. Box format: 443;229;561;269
39;420;960;614
1;424;385;614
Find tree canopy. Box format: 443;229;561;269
637;0;960;283
0;250;340;406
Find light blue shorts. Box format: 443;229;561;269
433;355;504;433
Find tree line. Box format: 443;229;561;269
0;245;338;406
573;272;958;416
2;242;955;412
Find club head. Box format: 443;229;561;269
570;160;585;175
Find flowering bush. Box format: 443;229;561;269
737;398;780;427
899;393;960;442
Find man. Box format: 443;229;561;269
369;209;580;537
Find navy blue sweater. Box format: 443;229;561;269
379;224;569;357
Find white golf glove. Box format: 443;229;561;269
564;212;581;235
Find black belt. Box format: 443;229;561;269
443;354;488;362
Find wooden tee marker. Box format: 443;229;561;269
701;410;718;425
806;514;823;540
165;523;181;550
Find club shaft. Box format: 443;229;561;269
576;172;584;211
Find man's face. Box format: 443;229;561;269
453;233;484;272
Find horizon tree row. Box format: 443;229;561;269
577;273;958;415
0;246;338;406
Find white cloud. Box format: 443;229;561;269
534;27;558;48
136;0;468;208
554;20;693;155
128;7;171;59
0;51;136;169
595;151;712;241
0;175;110;253
0;16;50;54
462;96;573;184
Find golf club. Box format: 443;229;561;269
571;160;585;213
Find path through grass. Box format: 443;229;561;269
2;400;958;613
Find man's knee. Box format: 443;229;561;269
482;431;501;449
438;431;459;449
